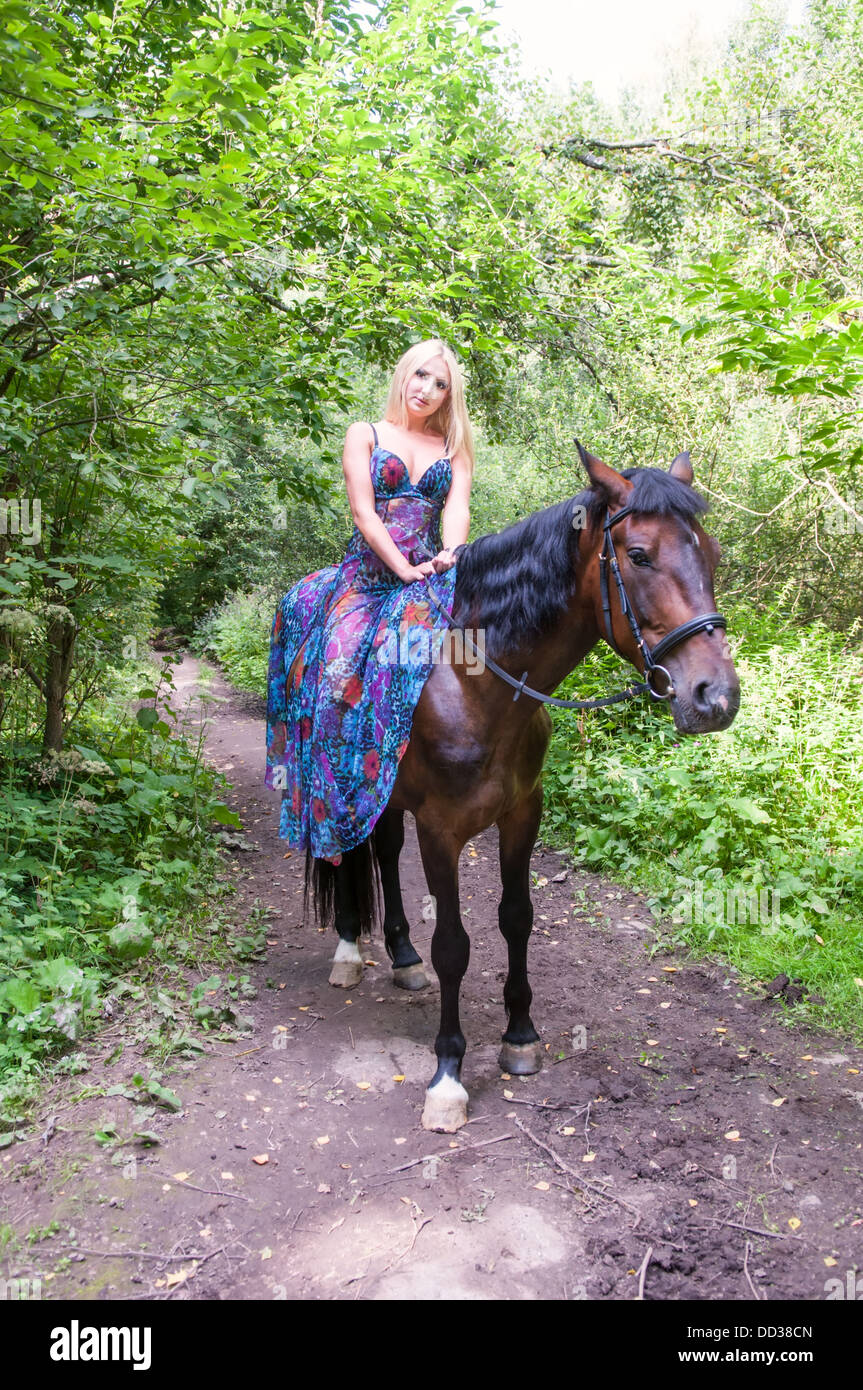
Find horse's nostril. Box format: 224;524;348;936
693;679;714;714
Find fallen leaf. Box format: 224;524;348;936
715;1027;727;1034
660;1002;671;1010
392;1074;405;1083
562;1127;576;1136
260;1247;273;1260
771;1097;787;1107
315;1135;330;1145
824;1257;838;1267
503;1089;514;1100
172;1171;191;1182
161;1183;171;1192
788;1217;802;1230
636;989;651;996
646;1039;659;1047
394;1137;407;1145
662;966;678;973
500;1072;512;1081
220;1171;234;1180
688;1199;698;1207
724;1130;741;1142
582;1152;596;1163
534;1181;550;1191
814;934;824;946
357;1081;371;1091
252;1153;270;1165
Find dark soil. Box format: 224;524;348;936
2;657;861;1302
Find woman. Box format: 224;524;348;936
264;339;474;866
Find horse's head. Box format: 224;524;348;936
577;443;740;734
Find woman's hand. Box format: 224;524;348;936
398;560;435;583
430;547;459;573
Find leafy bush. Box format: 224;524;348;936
541;611;863;1032
0;658;239;1083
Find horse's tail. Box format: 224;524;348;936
303;835;383;939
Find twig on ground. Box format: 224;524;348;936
635;1245;653;1300
513;1116;642;1218
369;1132;516;1182
743;1239;764;1300
140;1171;251;1203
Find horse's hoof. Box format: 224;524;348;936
499;1040;543;1075
421;1075;468;1133
328;961;363;988
393;964;429;991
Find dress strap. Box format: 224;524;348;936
370;423;379;448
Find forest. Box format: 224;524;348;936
1;0;861;1122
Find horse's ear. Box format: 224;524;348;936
575;440;633;511
668;451;693;486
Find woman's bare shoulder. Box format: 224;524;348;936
344;420;376;447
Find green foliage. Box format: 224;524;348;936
0;658;231;1081
542;614;863;1030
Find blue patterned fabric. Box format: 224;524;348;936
264;443;458;864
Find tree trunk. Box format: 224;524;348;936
42;612;77;754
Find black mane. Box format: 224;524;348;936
452;467;709;659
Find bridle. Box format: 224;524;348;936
417;504;727;713
597;503;726;703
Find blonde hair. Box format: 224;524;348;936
384;339;475;472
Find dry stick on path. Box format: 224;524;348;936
743;1239;764;1300
635;1245;654;1301
513;1116;642;1218
370;1132;516;1183
139;1171;251;1203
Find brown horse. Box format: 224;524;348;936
306;446;740;1131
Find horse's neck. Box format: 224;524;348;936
457;580;601;728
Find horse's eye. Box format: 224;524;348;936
627;549;651;567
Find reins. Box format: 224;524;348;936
417;504;727;712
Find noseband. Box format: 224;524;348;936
417;505;727;712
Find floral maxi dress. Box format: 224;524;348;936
264;431;458;865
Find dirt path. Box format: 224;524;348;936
2;655;862;1303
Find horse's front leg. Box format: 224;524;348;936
373;805;428;991
415;822;470;1132
497;786;544;1074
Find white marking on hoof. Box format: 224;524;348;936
421;1074;469;1133
393;963;429;991
329;939;363;988
499;1040;543;1075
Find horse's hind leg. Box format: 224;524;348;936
374;805;428;991
497;787;544;1075
328;857;364;988
416;823;470;1132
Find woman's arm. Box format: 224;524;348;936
342;423;431;582
433;451;471;570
